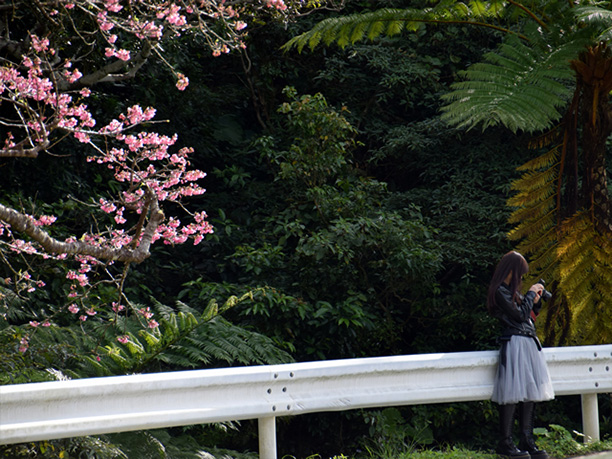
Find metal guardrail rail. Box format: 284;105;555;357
1;345;611;459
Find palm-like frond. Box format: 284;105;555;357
0;286;31;324
282;3;505;53
83;296;294;376
440;31;585;133
507;125;612;345
573;4;612;42
7;292;294;379
283;9;422;52
557;212;612;343
507;146;560;298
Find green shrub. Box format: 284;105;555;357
534;424;612;458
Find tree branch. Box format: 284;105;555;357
0;140;50;158
507;0;548;30
74;40;152;88
0;200;164;263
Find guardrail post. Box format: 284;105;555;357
258;416;277;459
581;393;599;443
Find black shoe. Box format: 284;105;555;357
518;402;549;459
518;434;549;459
496;437;530;458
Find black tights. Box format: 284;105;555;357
498;401;536;438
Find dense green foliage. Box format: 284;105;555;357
286;0;612;346
1;1;611;458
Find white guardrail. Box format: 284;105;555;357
1;345;611;459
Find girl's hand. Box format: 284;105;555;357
529;283;544;302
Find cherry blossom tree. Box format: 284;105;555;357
0;0;325;350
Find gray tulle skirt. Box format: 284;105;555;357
491;335;555;405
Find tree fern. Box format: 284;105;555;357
507;142;612;344
282;0;612;344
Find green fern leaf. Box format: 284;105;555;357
366;20;386;41
574;5;612;28
508;195;556;225
126;337;146;356
441;32;585;133
201;299;219;322
555;212;612;343
386;19;405;36
349;20;368;43
283;8;431;52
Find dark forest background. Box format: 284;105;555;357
1;0;610;458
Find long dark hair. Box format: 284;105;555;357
487;251;529;314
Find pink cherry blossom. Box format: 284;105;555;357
0;0;310;337
176;73;189;91
35;215;57;226
104;0;123;13
19;337;29;353
31;35;50;53
115;49;131;61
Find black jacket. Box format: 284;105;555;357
493;282;542;344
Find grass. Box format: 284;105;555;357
286;425;612;459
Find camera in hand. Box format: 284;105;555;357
539;279;552;301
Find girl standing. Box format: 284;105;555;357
487;251;555;459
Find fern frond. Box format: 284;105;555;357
556;212;591;258
574;5;612;27
441;32;585;133
283;9;422;52
568;290;595;322
366;20;385;42
560;253;594;295
506;188;555;210
517;147;560;171
508;214;555;244
528;128;563;149
508;169;557;202
386;19;405;36
506;143;559;263
555;212;612;344
282;2;507;53
349;20;368;43
520;240;557;279
508;196;555;226
511;168;557;200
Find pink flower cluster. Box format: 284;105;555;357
85;105;213;246
265;0;288;11
88;0;250;66
19;336;29;353
137;307;159;329
176;73;189;91
0;34;95;150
